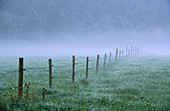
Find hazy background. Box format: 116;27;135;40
0;0;170;56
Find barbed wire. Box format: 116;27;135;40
88;67;96;70
0;62;111;93
31;79;49;85
53;60;71;64
52;73;72;79
0;56;113;80
30;73;72;85
89;59;96;62
0;70;19;76
75;61;85;65
0;60;108;77
52;64;71;68
99;58;104;60
0;66;50;75
26;67;49;70
52;60;62;62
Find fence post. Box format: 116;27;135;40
103;54;107;70
49;59;52;88
96;55;99;73
126;46;128;58
134;46;136;56
86;57;89;79
119;51;121;59
137;48;139;56
166;64;169;73
18;58;24;98
122;50;124;58
72;55;75;82
128;49;130;57
115;48;118;61
131;46;133;57
109;52;111;64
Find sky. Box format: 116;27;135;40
0;0;170;56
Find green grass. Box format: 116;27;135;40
0;56;170;111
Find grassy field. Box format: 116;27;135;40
0;56;170;111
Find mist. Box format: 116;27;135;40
0;0;170;56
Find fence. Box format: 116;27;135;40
0;46;142;98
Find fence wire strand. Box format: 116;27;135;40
99;58;104;59
89;60;96;62
31;79;49;85
0;70;18;76
76;61;85;65
52;64;71;68
26;67;49;70
53;73;72;79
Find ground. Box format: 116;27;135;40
0;56;170;111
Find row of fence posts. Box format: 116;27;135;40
126;46;140;57
17;46;141;98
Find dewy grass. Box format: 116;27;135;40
0;56;170;110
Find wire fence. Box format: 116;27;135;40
0;61;75;92
0;50;137;93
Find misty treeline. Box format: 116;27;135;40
0;0;170;40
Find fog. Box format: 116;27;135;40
0;0;170;56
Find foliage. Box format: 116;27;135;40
0;0;170;39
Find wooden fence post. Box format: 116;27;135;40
126;47;128;58
131;46;133;57
134;47;136;56
72;55;75;82
96;55;99;73
109;52;111;64
119;51;121;59
166;64;169;73
115;48;118;61
137;48;139;56
86;57;89;79
122;50;124;58
18;58;24;98
49;59;52;88
103;54;107;70
128;49;130;57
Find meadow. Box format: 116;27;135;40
0;56;170;111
